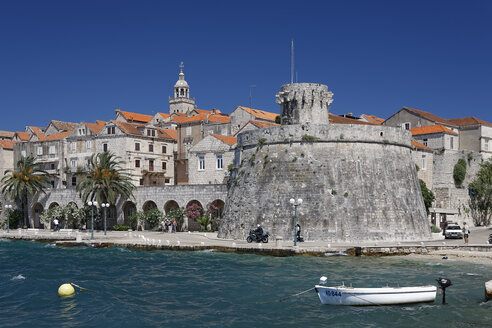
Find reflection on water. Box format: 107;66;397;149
0;241;491;328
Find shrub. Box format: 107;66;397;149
453;159;467;187
258;138;267;145
1;209;22;229
419;179;435;215
301;135;318;142
113;225;131;231
144;208;164;229
185;203;204;222
431;225;441;233
344;192;349;198
166;207;185;231
331;189;337;195
249;155;256;166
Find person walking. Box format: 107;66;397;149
463;222;470;245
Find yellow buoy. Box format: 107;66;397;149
58;283;75;297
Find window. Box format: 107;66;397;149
21;150;26;157
78;128;85;136
217;154;223;169
162;145;167;154
450;136;454;149
50;163;55;170
71;177;77;186
423;138;428;146
139;179;144;186
149;144;154;152
71;142;76;151
199;155;205;170
135;143;140;151
421;155;427;170
485;140;489;151
147;129;156;137
149;160;154;171
165;178;170;184
71;159;77;169
162;161;167;170
86;140;92;150
103;143;108;152
404;122;411;130
135;159;140;168
186;126;192;136
107;126;115;134
37;147;43;155
86;158;91;167
49;146;56;154
51;181;55;188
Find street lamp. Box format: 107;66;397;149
4;204;12;233
289;198;303;246
88;201;98;240
101;203;109;236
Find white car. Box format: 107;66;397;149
444;224;463;239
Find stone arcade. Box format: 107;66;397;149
218;83;430;243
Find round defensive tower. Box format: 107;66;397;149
218;83;430;243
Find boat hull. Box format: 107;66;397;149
315;285;437;306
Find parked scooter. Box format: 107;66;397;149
246;229;269;243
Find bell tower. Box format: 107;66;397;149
169;62;195;115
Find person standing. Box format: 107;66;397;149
462;222;470;245
53;218;59;231
172;220;177;233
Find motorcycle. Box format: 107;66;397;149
246;229;269;243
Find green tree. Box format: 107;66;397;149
468;160;492;226
453;158;467;187
77;152;135;206
165;207;185;231
419;179;435;215
1;156;50;228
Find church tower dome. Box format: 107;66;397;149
169;61;195;115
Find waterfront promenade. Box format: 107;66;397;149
2;226;492;262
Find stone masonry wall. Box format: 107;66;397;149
219;124;430;243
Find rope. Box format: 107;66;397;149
70;283;98;293
257;287;316;304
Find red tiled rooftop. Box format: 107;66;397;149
446;117;492;127
38;131;72;141
211;134;237;146
157;128;177;140
361;114;385;125
0;130;15;138
14;132;30;141
173;113;230;124
0;140;15;150
112;120;144;135
329;113;374;125
84;122;104;134
238;106;278;121
249;120;279;128
412;140;432;150
402;107;453;126
410;124;457;136
118;110;153;123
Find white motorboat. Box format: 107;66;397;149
315;277;437;306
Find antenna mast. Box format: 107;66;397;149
291;38;294;84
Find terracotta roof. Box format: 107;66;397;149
84;122;104;134
410;124;458;136
157;113;170;120
0;140;15;150
157;128;177;140
446;117;492;127
360;114;385;125
14;132;30;141
0;130;15;138
50;120;79;132
95;120;106;126
118;110;153;123
29;126;45;137
402;107;452;126
211;134;237;146
173;113;230;124
329;113;374;125
412;140;432;150
237;106;278;121
39;131;72;141
249;120;279;128
112;120;144;135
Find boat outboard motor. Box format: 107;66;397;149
436;277;452;304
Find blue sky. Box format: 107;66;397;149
1;0;491;132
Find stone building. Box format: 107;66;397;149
188;134;237;185
220;83;429;243
0;140;15;180
411;140;434;189
229;106;279;135
169;62;195;115
234;120;279;136
115;109;153;124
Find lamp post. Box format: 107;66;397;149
88;201;98;240
289;198;303;246
4;204;12;233
101;203;109;236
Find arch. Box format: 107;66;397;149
209;199;225;231
164;200;180;214
185;200;203;232
105;205;117;230
122;201;137;227
67;201;78;209
48;202;60;209
32;203;44;229
143;200;157;213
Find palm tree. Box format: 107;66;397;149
76;152;135;206
1;156;50;228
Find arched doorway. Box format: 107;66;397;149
122;201;137;228
32;203;44;228
164;200;180;214
209;199;225;231
49;202;60;209
142;200;158;231
107;205;117;230
185;200;203;232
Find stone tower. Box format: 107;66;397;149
218;82;430;243
276;83;333;125
169;62;195;115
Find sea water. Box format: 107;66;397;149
0;239;491;328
